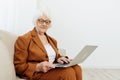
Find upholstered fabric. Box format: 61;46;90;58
0;30;17;59
0;30;25;80
0;40;16;80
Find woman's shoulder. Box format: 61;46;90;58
15;31;32;47
15;30;33;45
18;31;32;40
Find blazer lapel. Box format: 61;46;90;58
31;28;47;53
47;35;59;58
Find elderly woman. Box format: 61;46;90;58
14;11;82;80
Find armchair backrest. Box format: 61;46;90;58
0;30;17;59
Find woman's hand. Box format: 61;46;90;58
57;56;71;64
36;61;55;73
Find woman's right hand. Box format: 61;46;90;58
35;61;55;73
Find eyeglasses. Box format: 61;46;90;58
38;19;51;25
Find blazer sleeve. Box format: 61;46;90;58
14;36;37;78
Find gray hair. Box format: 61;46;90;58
33;9;52;26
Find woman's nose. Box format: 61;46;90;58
43;22;47;25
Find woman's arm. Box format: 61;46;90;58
14;36;37;78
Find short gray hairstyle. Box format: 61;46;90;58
33;9;52;26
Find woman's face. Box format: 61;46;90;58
36;14;51;34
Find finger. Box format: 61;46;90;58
66;58;71;63
48;63;55;68
58;59;64;64
42;67;48;73
60;57;67;62
62;59;69;64
62;58;70;64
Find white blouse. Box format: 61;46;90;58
44;43;56;63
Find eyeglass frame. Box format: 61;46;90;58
37;18;51;25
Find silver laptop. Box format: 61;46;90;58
54;45;97;67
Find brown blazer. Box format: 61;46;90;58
14;28;61;79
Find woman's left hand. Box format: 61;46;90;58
57;56;71;64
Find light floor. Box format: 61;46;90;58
82;68;120;80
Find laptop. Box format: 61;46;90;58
54;45;97;67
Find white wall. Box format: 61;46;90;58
0;0;120;68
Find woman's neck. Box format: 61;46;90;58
38;32;45;36
35;27;45;36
